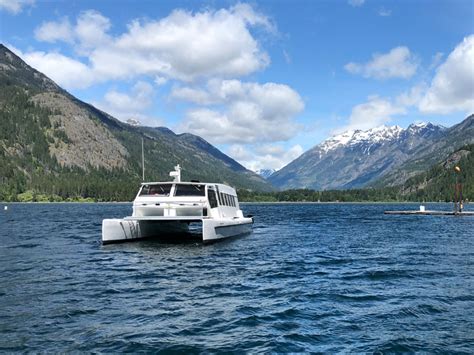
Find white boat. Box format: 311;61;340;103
102;165;253;244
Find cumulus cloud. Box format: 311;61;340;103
336;36;474;133
419;35;474;114
175;80;304;144
93;81;161;126
75;10;112;53
348;0;365;7
345;46;418;79
396;83;427;107
228;143;304;171
34;17;74;43
21;50;96;89
28;4;273;89
34;10;112;54
0;0;34;14
336;95;407;133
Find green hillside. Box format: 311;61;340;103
399;144;473;202
0;44;272;202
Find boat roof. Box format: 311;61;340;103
141;181;208;185
139;167;236;193
139;181;237;193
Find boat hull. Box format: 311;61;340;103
102;217;253;244
202;218;253;242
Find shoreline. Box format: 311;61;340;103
1;201;461;205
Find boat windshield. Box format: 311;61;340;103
140;183;172;196
174;184;206;196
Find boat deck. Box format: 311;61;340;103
124;216;207;221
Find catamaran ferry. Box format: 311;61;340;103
102;165;253;244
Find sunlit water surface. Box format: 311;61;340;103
1;202;473;352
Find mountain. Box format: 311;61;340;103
0;44;272;201
269;118;473;190
398;143;474;201
240;142;474;203
256;168;276;179
376;114;474;186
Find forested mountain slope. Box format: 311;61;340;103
0;44;272;201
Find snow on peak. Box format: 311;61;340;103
320;125;403;154
411;122;430;129
317;122;446;157
256;168;276;179
407;121;445;131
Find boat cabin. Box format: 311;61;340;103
133;182;243;219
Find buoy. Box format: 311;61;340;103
4;206;7;211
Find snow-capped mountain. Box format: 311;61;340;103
319;125;405;156
269;122;451;190
319;123;444;156
255;168;276;179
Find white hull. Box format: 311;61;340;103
102;165;253;245
102;217;253;244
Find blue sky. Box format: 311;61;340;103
1;0;473;171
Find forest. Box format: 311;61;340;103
0;87;472;203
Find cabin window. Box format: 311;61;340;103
216;186;222;205
174;184;206;196
208;189;218;208
231;196;236;207
219;192;225;205
140;183;172;196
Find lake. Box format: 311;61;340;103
1;202;473;352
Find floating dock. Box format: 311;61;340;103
384;210;474;216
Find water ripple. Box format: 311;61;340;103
0;202;473;352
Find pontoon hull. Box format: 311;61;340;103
102;217;253;244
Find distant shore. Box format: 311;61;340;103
1;200;462;205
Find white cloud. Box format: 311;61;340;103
99;4;271;81
154;76;168;86
0;0;34;14
345;46;418;79
34;17;74;43
283;49;291;64
336;36;474;135
419;35;474;114
22;50;96;89
34;10;111;54
29;4;273;86
175;80;304;144
93;81;162;126
348;0;365;7
336;95;407;133
75;10;111;54
103;81;154;112
170;85;217;105
378;8;392;17
228;143;304;171
396;83;427;107
429;52;444;70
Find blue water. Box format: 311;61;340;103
1;202;473;352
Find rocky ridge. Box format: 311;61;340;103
268;119;473;190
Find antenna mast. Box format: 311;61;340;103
141;137;145;181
